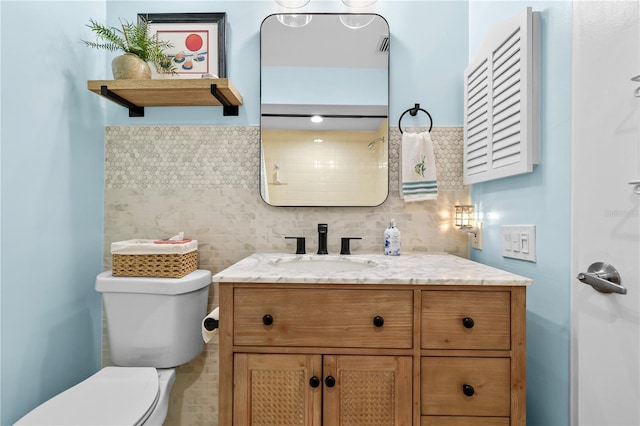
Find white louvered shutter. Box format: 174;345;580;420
463;7;539;184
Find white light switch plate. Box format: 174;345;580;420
502;225;536;262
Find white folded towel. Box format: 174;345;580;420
400;131;438;201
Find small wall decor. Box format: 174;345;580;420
138;12;227;79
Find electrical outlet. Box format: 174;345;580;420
471;222;483;250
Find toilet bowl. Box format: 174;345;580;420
15;367;175;426
15;269;212;426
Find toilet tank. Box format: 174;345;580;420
95;269;211;368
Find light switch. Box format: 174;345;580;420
503;232;511;252
502;225;536;262
521;233;529;253
511;232;520;252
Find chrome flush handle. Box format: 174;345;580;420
629;180;640;195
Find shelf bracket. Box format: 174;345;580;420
210;84;239;116
100;85;145;117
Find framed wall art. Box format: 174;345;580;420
138;12;227;79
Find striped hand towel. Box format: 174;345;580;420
400;131;438;201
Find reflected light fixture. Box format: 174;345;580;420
339;14;376;29
276;0;310;8
342;0;377;7
277;14;313;28
310;115;324;123
275;0;312;27
340;0;377;29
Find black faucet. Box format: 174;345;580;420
317;223;328;255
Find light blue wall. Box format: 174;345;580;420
468;2;572;425
104;0;469;126
0;3;3;421
0;1;106;424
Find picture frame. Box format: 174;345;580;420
138;12;227;79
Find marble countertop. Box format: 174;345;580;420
212;252;533;286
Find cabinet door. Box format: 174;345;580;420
323;355;413;426
233;353;322;426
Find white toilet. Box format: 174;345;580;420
15;269;212;426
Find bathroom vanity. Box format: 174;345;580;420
214;253;531;425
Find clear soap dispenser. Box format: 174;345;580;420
384;219;401;256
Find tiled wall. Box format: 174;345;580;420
262;128;388;206
103;125;468;425
261;118;389;206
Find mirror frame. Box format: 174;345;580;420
259;13;390;207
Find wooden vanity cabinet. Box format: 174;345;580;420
218;283;526;426
233;353;412;426
420;287;526;426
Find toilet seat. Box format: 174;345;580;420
15;367;159;426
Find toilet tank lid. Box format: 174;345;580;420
95;269;212;295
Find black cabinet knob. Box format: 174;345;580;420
462;317;475;329
325;376;336;387
262;314;273;326
373;316;385;327
462;384;475;397
309;376;320;388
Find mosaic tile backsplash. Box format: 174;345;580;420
103;125;468;425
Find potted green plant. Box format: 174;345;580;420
83;17;175;79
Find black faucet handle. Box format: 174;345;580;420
340;237;362;255
285;236;306;254
317;223;328;255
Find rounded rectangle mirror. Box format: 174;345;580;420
260;13;389;207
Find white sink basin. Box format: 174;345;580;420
271;256;376;272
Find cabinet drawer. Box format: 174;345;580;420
421;290;510;350
421;357;510;417
234;288;413;348
421;416;509;426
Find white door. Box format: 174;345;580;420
571;1;640;425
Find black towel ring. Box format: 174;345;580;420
398;103;433;134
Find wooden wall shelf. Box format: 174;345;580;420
87;78;243;117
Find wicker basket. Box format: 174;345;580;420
112;251;198;278
110;238;198;278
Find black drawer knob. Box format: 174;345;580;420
262;314;273;326
462;384;475;397
462;317;475;329
373;316;385;327
325;376;336;388
309;376;320;388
